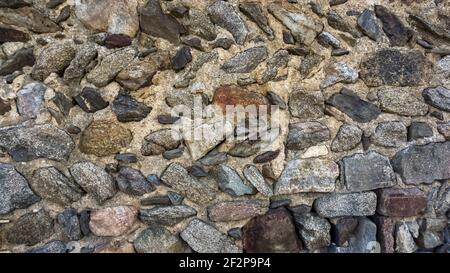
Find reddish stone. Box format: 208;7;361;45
89;206;138;236
377;188;427;217
105;34;132;49
213;85;268;113
242;207;302;253
207;200;269;222
373;216;395;253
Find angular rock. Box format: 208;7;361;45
70;161;117;203
80;120;133;157
396;222;418;253
377;88;428;116
360;48;432;87
171;46;192;72
213;85;268;112
299;51;324;79
373;216;395;253
207;200;269;222
89;206;137;237
331;124;362;152
30;167;83;206
422;86;450;112
105;34;132;49
86;47;136;87
181;219;241;253
286;121;330;150
317;31;341;49
268;4;323;45
114;166;155;196
438;122;450;140
357;9;382;41
372;121;407;148
348;218;380;253
221;46;268;73
259;49;290;84
0;26;29;44
0;123;74;162
326;10;361;38
75;0;139;37
314;192;377;218
243;165;273;197
267;91;287;110
228;139;260;158
63;44;98;83
16;82;46;119
408;122;433;141
288;90;324;120
212;164;254;196
139;205;197;226
32;42;76;81
27;240;67;253
134;226;190;253
242;207;302;253
57;209;81;241
378;188;427;217
0;164;39;215
141;129;181;156
253;150;280;164
394;141;450;185
239;2;274;39
74;87;109;113
51;92;73;116
185;9;216;41
0;47;34;76
160;163;216;204
111;94;151;122
326;90;381;123
275;158;339;194
374;5;413;46
6;210;53;246
208;1;248;45
320;61;358;89
341;151;396;192
332;217;358;246
293;212;331;250
0;7;61;33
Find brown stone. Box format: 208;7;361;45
377;188;427;217
207;200;269;222
242;207;302;253
213;85;268;113
80;120;133;157
0;26;30;43
373;216;395;253
105;34;132;49
89;206;138;237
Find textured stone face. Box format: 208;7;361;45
6;210;54;246
32;42;75;81
377;88;428;116
221;46;268;73
286;121;330;150
89;206;137;237
139;205;197;226
134;226;190;253
377;188;427;217
208;1;249;45
207;200;269;222
326;90;381;123
213;85;268;111
314;192;377;218
289;90;324;120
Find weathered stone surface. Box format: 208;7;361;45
396;222;418;253
208;1;248;45
293;212;331;250
331;124;362;152
32;42;75;81
74;87;109;113
269;4;323;45
314;192;377;218
139;205;197;226
57;209;81;241
75;0;139;37
89;206;137;237
286;122;330;150
373;216;395;253
213;85;268;111
391;142;450;184
171;46;192;72
288;90;324;120
260;49;290;84
0;0;30;8
207;200;269;222
134;226;190;253
299;51;325;79
320;61;358;89
161;163;216;204
374;5;413;46
326;91;381;123
254;150;280;164
317;31;341;49
111;94;151;122
0;47;34;76
0;164;39;215
239;2;274;40
332;217;358;246
372;121;407;148
63;44;97;83
377;188;427;217
408;122;433;141
348;217;380;253
242;207;302;253
0;123;74;162
6;210;53;246
141;128;181;156
86;47;136;87
16;82;46;119
181;219;241;253
422;86;450;112
377;88;428;116
70;161;117;203
27;240;67;253
114;166;155;196
341;151;396;192
357;9;382;41
221;46;268;73
438;122;450;140
0;26;30;44
243;165;273;197
104;34;132;49
275;158;339;195
228;139;260;158
326;10;361;38
0;7;61;33
360;49;432;87
80;120;132;157
31;167;83;206
213;164;254;196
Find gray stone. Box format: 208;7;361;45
0;163;39;215
6;210;53;246
0;123;75;162
372;121;407;148
374;5;413;47
32;42;76;81
327;10;361;38
213;164;254;196
70;161;117;204
275;159;338;195
0;47;35;76
228;139;260;158
357;9;382;41
30;167;83;206
208;1;248;45
64;44;97;82
141;129;181;156
139;205;197;226
331;124;362;152
221;46;268;73
27;240;67;253
160;163;216;204
267;91;287;110
317;31;341;48
286;121;330;150
259;50;290;84
320;61;358;89
0;7;61;33
378;88;428;116
422;86;450;112
391;141;450;184
408;122;433;141
186;9;217;41
293;212;331;250
341;151;396;192
239;2;274;40
114;166;155;196
326;90;381;123
0;0;30;8
134;226;190;253
314;192;377;218
434;181;450;217
16;82;46;119
396;222;418;253
299;51;324;79
57;209;81;241
207;200;269;222
288;90;324;120
180;219;241;253
349;218;381;253
243;165;273;197
112;94;151;122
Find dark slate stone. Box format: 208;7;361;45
146;174;161;186
163;147;184;160
408;122;433;141
74;87;109;113
46;0;65;9
0;26;30;43
283;30;295;44
181;37;204;51
227;228;242;240
422;86;450;112
115;153;138;163
187;165;208;177
0;0;30;8
239;2;274;40
111;94;152;122
168;191;184;205
51;91;73;116
27;240;67;253
357;9;382;41
286;122;330;150
79;210;90;236
374;5;413;46
253;150;280;163
171;46;192;72
57;208;81;241
55;5;71;23
208;1;249;45
114;166;155;196
221;46;268;73
157;114;180;124
104;34;132;49
326;90;381;123
6;210;54;246
0;48;35;76
212;38;234;50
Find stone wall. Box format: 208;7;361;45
0;0;449;253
